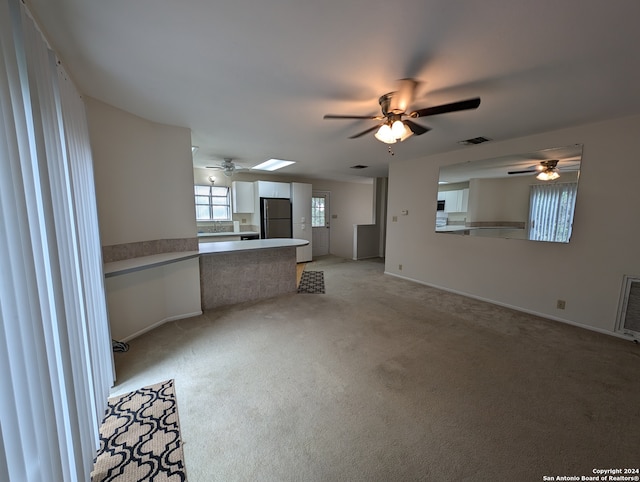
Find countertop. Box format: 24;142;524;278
104;251;200;277
104;238;309;277
198;238;309;254
197;231;259;237
436;225;525;232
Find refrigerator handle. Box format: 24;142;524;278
263;199;268;238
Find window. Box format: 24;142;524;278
312;196;326;227
528;182;578;242
195;185;231;221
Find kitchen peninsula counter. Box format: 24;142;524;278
104;251;199;277
199;238;309;309
198;238;308;254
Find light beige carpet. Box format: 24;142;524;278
110;256;640;482
91;379;187;482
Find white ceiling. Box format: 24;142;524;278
27;0;640;182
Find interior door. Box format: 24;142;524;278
312;191;330;257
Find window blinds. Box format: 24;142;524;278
528;182;578;243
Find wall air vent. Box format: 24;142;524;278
458;136;492;146
350;165;369;169
616;275;640;340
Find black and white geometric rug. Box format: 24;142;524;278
91;379;187;482
298;270;325;294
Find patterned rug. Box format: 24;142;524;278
298;270;325;294
91;379;187;482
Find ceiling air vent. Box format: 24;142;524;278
458;136;491;146
350;165;368;169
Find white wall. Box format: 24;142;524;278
193;168;375;259
106;258;201;341
86;97;197;245
386;114;640;336
86;99;201;340
311;178;374;259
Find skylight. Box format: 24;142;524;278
252;158;295;171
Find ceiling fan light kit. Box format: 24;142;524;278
374;120;413;144
536;170;560;181
509;159;562;181
535;161;561;181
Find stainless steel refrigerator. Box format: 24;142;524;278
260;198;292;238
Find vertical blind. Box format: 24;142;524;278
0;1;114;481
528;182;578;243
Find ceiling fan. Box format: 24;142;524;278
323;78;481;144
206;158;246;177
508;160;564;181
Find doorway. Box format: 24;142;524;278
312;191;330;257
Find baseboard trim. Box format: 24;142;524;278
119;311;203;343
384;271;632;341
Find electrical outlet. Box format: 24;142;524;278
241;218;247;223
557;299;566;310
398;264;403;271
392;216;398;222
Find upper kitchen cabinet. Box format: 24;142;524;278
438;188;469;213
232;181;255;213
256;180;291;199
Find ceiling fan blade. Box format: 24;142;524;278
508;169;536;175
403;119;431;136
411;97;481;118
348;124;382;139
324;114;381;120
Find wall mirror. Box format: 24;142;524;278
435;144;582;243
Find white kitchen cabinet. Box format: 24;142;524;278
291;182;312;262
232;181;255;213
438;189;469;213
444;190;459;213
256;180;290;199
291;182;312;223
461;188;469;212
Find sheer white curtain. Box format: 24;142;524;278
528;182;578;242
0;1;114;481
